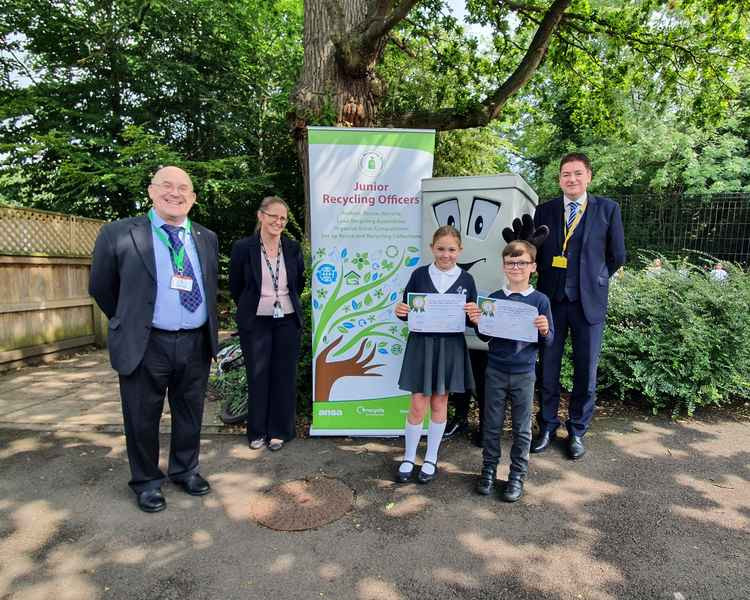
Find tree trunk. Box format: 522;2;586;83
291;0;385;237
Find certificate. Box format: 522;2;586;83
477;296;538;342
407;293;466;333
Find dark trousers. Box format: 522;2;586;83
118;327;211;494
482;365;534;480
449;349;487;425
538;298;604;437
239;315;301;443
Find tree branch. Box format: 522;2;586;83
383;0;571;130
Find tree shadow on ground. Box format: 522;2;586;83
0;415;748;599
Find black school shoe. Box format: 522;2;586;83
417;460;438;484
395;460;417;483
501;478;524;502
475;466;497;495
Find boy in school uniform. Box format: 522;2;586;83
468;240;554;502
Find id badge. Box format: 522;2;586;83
170;274;194;291
272;301;284;319
551;255;568;269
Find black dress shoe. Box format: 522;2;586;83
137;489;166;513
443;418;468;440
417;461;438;484
475;466;496;495
175;473;211;496
568;435;586;460
501;478;524;503
530;431;556;454
395;460;416;483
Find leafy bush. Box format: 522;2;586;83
209;368;247;418
596;257;750;415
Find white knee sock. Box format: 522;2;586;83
422;420;447;475
400;421;423;474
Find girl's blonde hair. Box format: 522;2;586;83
431;225;462;246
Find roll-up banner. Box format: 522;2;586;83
308;127;436;436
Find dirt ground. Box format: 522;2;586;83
2;413;749;600
1;349;749;599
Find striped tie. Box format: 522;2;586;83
567;201;579;230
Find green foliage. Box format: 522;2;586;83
296;242;313;417
209;367;247;418
0;0;304;252
596;256;750;416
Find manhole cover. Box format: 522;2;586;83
249;476;354;531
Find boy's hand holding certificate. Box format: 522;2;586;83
407;293;466;333
477;296;538;342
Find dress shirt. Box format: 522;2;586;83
257;248;295;315
150;210;208;330
428;263;461;293
563;192;588;225
502;285;534;297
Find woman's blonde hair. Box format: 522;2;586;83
255;196;289;232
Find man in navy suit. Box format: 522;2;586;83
531;153;626;459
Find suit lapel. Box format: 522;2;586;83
551;197;565;252
130;216;156;281
582;194;599;247
191;222;210;293
249;234;262;289
281;236;295;287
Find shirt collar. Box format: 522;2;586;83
563;192;587;206
429;263;461;278
503;285;534;297
149;209;189;231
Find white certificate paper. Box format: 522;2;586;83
407;293;466;333
477;296;538;342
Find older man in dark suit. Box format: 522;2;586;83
90;166;218;512
531;153;626;460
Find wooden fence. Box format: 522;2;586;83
0;205;107;370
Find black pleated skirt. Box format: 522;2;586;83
397;333;474;396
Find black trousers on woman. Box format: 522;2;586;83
239;314;301;443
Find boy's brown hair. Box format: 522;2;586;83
502;240;536;262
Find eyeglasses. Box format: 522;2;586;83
503;260;533;270
151;181;193;196
261;210;288;225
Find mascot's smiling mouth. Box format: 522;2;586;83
458;257;487;271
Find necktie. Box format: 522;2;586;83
567;201;579;230
161;224;203;312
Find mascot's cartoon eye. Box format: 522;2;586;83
467;197;501;240
433;198;461;231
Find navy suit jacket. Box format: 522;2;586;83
228;233;305;331
534;194;626;325
89;215;219;375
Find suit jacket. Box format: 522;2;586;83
89;215;219;375
228;233;305;330
534;194;626;325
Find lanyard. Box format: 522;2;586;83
148;209;191;272
561;200;586;255
260;239;282;301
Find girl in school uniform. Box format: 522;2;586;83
394;225;478;484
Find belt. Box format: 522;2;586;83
151;325;205;335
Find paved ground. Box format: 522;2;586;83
1;351;749;600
